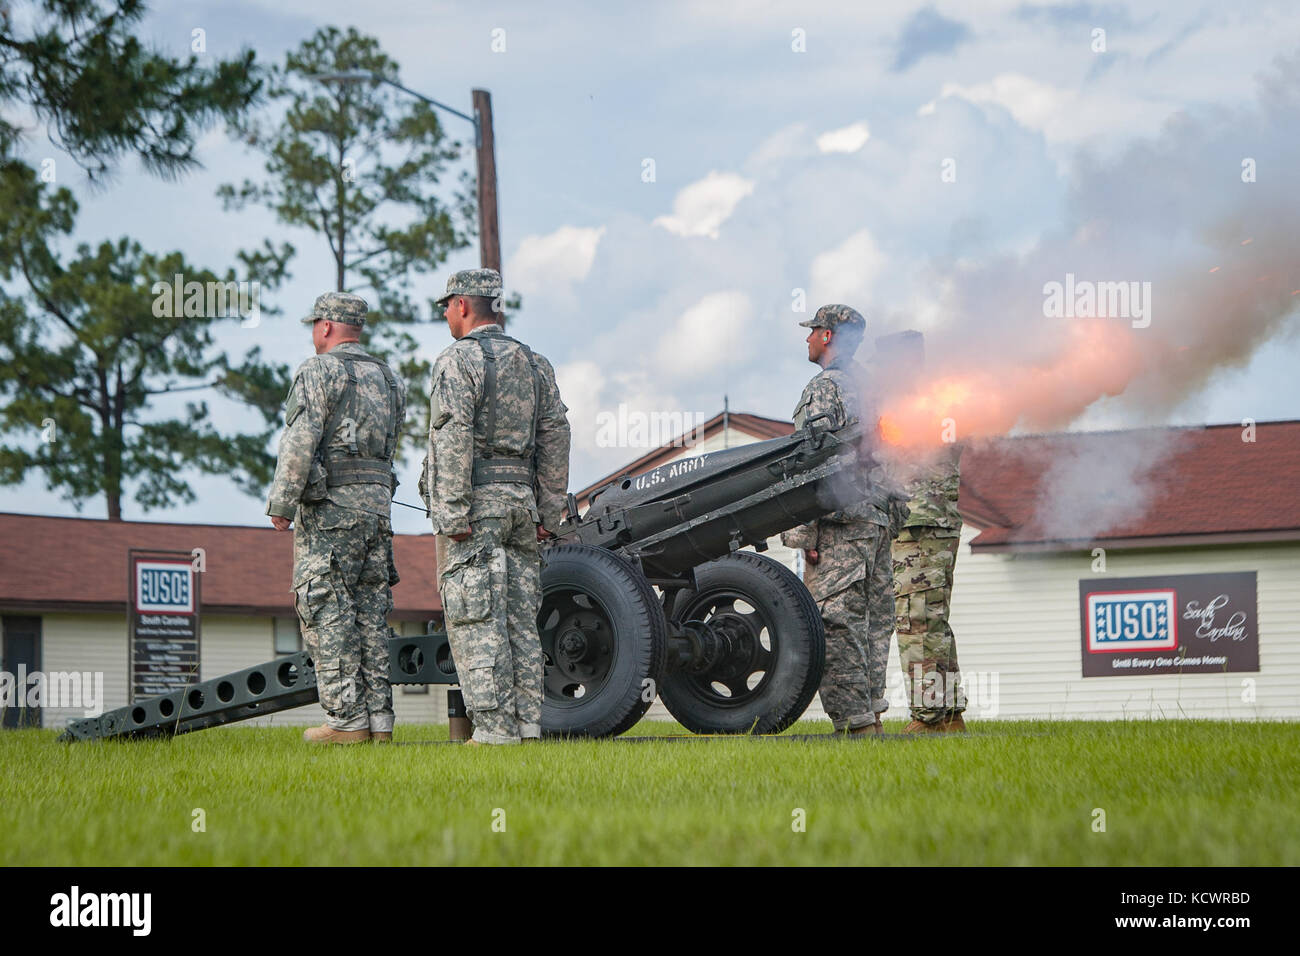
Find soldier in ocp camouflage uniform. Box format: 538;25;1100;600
266;292;406;745
893;446;966;731
423;269;570;746
780;305;895;735
874;331;966;733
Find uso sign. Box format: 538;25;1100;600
135;561;194;613
1079;572;1259;677
129;552;201;700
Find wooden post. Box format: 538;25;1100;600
472;89;501;278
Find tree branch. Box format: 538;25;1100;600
141;379;224;396
16;246;87;347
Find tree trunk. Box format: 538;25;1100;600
105;424;123;521
97;366;122;521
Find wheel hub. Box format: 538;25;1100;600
674;591;774;704
679;620;730;673
709;616;755;681
541;599;615;697
558;627;590;660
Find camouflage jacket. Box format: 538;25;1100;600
266;342;407;520
424;324;570;536
780;355;889;551
902;443;962;530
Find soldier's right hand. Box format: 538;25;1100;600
805;548;819;565
271;516;292;532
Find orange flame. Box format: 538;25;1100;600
878;319;1143;448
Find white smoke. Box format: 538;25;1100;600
867;52;1300;541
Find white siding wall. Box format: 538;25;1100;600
40;613;129;730
201;615;275;682
939;528;1300;720
203;616;327;729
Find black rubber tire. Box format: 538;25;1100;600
660;552;825;735
539;544;667;738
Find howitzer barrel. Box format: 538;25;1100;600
563;419;873;579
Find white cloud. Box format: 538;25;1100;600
653;171;756;239
554;359;707;481
654;291;754;377
916;73;1166;151
554;359;608;460
744;123;813;175
554;359;606;411
919;74;1068;132
809;230;886;307
507;225;606;297
817;121;871;154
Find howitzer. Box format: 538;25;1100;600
62;418;874;742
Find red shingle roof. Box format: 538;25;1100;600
0;514;441;618
3;422;1294;614
961;420;1300;550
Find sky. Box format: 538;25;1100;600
2;0;1298;534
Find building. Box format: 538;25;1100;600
0;515;445;729
5;416;1296;731
576;415;1300;721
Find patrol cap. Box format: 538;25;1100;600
301;291;368;327
436;268;503;306
800;303;866;332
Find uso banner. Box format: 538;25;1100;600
1079;572;1259;678
129;550;201;700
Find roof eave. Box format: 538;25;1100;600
0;600;442;617
969;528;1300;554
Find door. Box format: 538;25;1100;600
2;616;42;729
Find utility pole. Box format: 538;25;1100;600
472;89;501;275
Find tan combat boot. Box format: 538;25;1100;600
903;714;967;734
303;725;371;744
371;731;393;743
849;714;883;736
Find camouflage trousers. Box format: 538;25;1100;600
293;501;397;733
804;522;895;731
440;509;544;745
892;525;965;723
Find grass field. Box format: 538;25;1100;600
4;718;1297;866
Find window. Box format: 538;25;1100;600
273;617;302;655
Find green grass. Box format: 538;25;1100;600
3;719;1296;865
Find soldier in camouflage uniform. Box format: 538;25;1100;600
874;331;966;733
267;292;406;745
779;305;894;735
423;269;570;746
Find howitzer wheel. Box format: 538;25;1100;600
539;544;666;738
660;552;825;735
